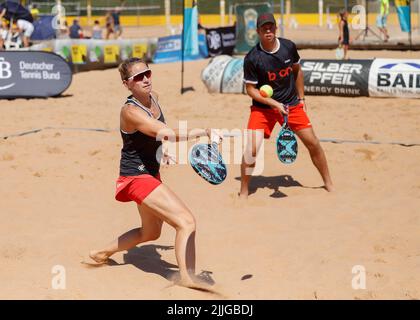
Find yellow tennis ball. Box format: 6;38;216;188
259;84;273;98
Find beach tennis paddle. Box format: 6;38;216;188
335;45;344;60
276;107;298;164
189;140;227;185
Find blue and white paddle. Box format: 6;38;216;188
276;106;298;164
189;134;227;185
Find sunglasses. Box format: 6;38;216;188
126;69;152;82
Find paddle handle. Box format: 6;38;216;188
283;105;289;125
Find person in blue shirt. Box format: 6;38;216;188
91;20;102;39
69;19;83;39
111;8;122;39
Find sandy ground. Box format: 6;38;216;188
1;42;420;300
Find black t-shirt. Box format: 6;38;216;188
243;37;300;108
0;1;33;23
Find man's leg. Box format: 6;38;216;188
295;127;333;191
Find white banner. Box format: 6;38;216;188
369;59;420;98
201;55;234;93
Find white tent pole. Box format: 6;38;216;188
87;0;92;26
280;0;285;37
318;0;323;27
220;0;226;26
417;0;420;34
165;0;171;28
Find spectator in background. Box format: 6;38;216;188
30;4;40;21
92;20;102;39
16;18;34;47
105;10;114;39
111;7;122;39
338;10;350;60
0;19;8;50
57;20;70;39
69;19;83;39
376;0;390;42
0;19;22;49
0;4;34;47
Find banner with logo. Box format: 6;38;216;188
201;55;245;94
202;57;420;99
395;0;411;32
205;26;236;57
152;35;182;64
234;2;272;54
301;60;372;97
30;38;158;72
153;34;208;64
369;59;420;98
0;51;72;98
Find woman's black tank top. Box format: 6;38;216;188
119;95;165;177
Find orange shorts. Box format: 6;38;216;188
115;174;162;205
247;103;312;139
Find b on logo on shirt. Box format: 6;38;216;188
267;66;293;81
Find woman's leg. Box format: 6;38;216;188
140;184;197;286
89;205;163;263
239;130;264;199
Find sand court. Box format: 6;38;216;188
0;46;419;299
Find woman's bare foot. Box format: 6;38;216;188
177;276;216;293
88;250;110;264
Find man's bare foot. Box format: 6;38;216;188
88;250;110;264
238;191;248;199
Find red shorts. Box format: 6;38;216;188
115;174;162;205
247;103;312;139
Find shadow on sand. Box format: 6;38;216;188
235;174;303;198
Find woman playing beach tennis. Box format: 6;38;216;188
88;57;218;288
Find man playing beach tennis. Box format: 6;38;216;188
239;13;333;198
88;58;219;289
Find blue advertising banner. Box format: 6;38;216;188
0;51;72;98
153;34;208;64
183;0;199;59
153;34;182;64
31;15;56;41
396;7;411;32
395;0;411;32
